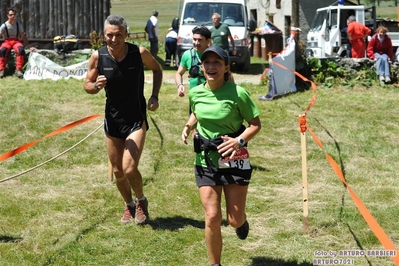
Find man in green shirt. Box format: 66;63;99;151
210;13;236;55
175;25;211;97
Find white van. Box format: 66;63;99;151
173;0;255;72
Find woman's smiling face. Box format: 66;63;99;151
201;53;229;83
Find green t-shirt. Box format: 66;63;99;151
210;23;232;51
180;48;206;89
189;81;261;167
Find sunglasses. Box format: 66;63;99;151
8;14;16;17
193;25;208;31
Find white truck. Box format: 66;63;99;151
306;4;399;58
173;0;256;72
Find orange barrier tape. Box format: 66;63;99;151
307;124;399;264
289;66;396;263
298;115;307;133
0;114;102;162
271;60;317;115
277;52;399;263
286;56;399;263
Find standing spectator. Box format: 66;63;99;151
84;14;162;225
341;26;351;58
145;10;159;57
165;24;178;67
175;25;211;98
210;13;236;55
367;25;393;83
181;45;261;266
341;11;355;58
346;15;371;58
0;8;28;78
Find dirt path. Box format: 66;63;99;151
146;71;262;85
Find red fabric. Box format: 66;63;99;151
367;34;393;60
347;22;372;58
0;38;24;70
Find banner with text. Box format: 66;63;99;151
24;52;88;80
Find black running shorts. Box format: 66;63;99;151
194;165;251;187
104;117;148;139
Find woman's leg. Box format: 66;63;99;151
224;184;248;229
381;54;390;77
199;185;223;265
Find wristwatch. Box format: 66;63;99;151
237;137;245;147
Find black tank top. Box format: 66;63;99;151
97;43;146;123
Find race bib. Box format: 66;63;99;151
218;147;250;170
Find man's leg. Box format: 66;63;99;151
165;39;171;66
13;42;25;71
171;40;177;66
0;41;11;77
106;134;136;223
150;39;157;57
124;121;148;224
153;40;159;57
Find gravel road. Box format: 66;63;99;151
145;71;262;85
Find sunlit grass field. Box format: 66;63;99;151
0;0;399;265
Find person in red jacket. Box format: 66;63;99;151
367;25;393;83
347;15;371;58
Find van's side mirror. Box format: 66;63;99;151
172;17;180;30
248;19;256;32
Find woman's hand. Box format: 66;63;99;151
217;136;240;158
182;124;191;144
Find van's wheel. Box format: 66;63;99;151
236;55;250;72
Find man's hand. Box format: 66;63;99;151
147;96;159;111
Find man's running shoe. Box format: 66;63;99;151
120;205;135;224
135;198;149;225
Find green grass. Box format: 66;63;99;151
1;71;399;266
0;1;399;265
111;0;182;42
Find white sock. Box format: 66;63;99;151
136;195;146;202
126;201;135;208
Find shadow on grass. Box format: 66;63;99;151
148;215;205;231
252;164;269;172
250;256;313;266
149;217;248;231
147;219;314;265
0;235;23;243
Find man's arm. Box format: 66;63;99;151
228;35;236;55
84;51;103;94
140;46;162;111
151;24;157;41
175;65;187;97
0;25;4;39
347;25;352;42
20;32;28;47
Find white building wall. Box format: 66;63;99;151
246;0;340;44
